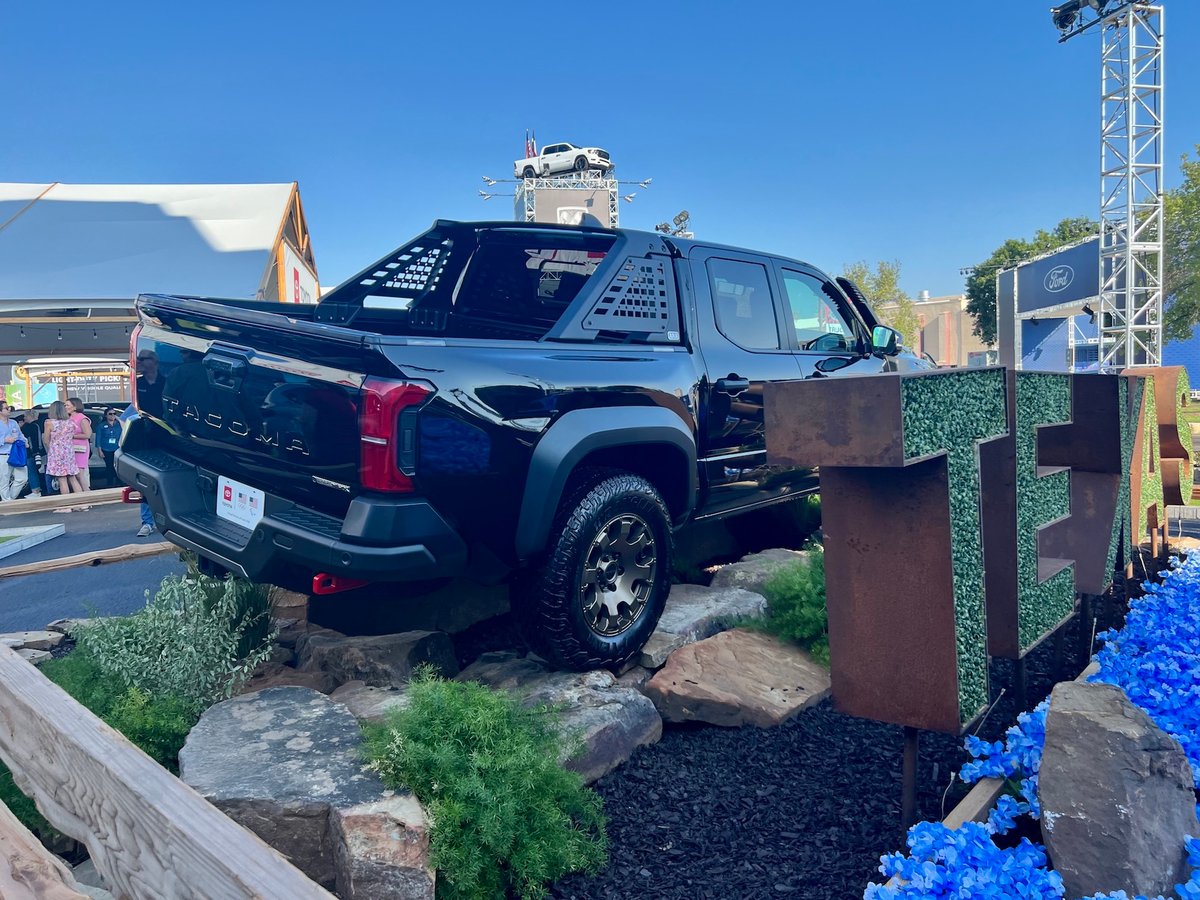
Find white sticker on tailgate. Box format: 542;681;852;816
216;476;265;531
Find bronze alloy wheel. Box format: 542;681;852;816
580;513;657;637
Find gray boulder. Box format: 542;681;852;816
708;549;811;597
458;652;662;783
644;629;829;727
330;680;412;724
638;584;767;668
297;630;458;689
1039;681;1199;900
180;687;433;898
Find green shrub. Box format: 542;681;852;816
758;550;830;666
182;553;273;659
363;668;607;900
74;571;274;718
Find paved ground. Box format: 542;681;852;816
0;501;185;633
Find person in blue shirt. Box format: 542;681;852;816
96;407;123;488
0;401;29;502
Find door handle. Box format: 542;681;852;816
715;376;750;395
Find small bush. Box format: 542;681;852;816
363;668;607;900
182;553;272;659
74;571;274;718
758;548;830;666
41;646;194;770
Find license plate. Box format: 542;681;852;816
216;476;265;531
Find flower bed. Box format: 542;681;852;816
865;553;1200;900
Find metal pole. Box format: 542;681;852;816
901;727;919;829
1079;593;1094;666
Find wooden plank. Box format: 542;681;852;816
0;646;334;900
0;489;128;517
941;776;1006;830
0;798;91;900
0;542;175;581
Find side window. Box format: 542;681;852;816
781;270;856;352
707;258;780;351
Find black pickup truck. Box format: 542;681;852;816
117;220;931;670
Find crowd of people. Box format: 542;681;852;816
0;397;154;536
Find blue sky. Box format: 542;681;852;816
2;1;1197;298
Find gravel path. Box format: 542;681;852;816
551;616;1096;900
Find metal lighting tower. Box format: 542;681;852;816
514;171;620;228
1054;0;1165;367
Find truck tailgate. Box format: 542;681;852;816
131;294;380;519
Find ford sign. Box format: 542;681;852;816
1045;265;1074;293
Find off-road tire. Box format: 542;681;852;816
518;471;672;671
523;166;536;179
574;156;588;172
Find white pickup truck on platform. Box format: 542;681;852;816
514;142;613;178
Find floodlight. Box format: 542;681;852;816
482;176;497;185
639;179;652;189
1051;0;1084;30
673;210;690;226
622;193;636;203
1082;303;1096;324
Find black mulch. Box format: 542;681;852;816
549;607;1121;900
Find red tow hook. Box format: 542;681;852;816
312;573;369;596
121;486;144;504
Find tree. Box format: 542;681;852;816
1164;145;1200;344
964;217;1098;346
842;259;920;351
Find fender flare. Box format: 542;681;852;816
515;407;698;560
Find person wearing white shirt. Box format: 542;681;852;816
0;401;29;502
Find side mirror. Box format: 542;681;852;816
871;325;901;356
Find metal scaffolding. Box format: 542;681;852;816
513;171;620;229
1098;3;1164;367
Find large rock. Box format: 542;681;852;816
638;584;767;668
237;661;338;696
708;549;812;597
644;629;830;727
297;630;458;689
0;631;64;652
458;652;662;783
1038;681;1199;900
180;687;433;898
330;681;412;724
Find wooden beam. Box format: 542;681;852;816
0;488;127;517
0;646;334;899
0;542;175;581
0;799;91;899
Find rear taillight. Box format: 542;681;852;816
359;377;432;492
128;325;143;411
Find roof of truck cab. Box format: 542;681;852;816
448;220;820;271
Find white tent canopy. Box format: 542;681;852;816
0;182;302;305
0;182;318;370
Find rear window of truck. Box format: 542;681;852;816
317;224;618;341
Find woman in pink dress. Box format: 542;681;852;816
68;397;93;497
43;401;84;513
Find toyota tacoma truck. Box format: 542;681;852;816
117;220;929;671
514;142;613;178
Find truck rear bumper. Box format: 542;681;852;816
116;448;467;585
